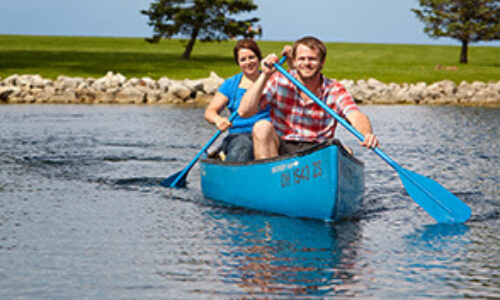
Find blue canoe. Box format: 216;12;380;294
200;140;364;221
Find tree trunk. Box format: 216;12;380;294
460;39;468;64
181;27;200;60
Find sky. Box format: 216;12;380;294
1;0;499;47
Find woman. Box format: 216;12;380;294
204;39;269;162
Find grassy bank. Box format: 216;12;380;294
0;35;498;84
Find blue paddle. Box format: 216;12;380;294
273;59;471;223
161;110;239;188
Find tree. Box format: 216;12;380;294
141;0;259;60
412;0;500;63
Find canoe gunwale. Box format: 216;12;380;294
201;139;364;167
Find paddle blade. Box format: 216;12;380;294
160;170;187;188
397;167;471;223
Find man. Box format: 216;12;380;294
238;36;379;159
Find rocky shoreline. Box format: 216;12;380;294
0;72;499;106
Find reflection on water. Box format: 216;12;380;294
205;211;362;298
406;223;470;248
401;223;499;299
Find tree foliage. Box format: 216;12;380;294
412;0;500;63
141;0;259;59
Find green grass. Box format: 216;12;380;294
0;34;498;84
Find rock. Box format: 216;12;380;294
393;85;413;104
201;72;223;94
0;71;497;106
407;82;426;103
470;84;499;104
0;86;21;101
138;77;157;89
124;77;140;88
347;85;367;103
105;71;126;87
29;88;45;103
158;77;171;92
158;93;173;104
146;90;161;104
182;79;203;92
50;90;77;103
3;74;19;86
2;86;27;103
422;82;443;100
33;86;56;103
24;95;36;103
55;76;84;91
91;71;126;91
456;81;474;102
195;91;213;104
74;87;96;103
339;79;355;90
356;79;368;90
116;87;145;104
471;81;487;91
367;78;385;92
168;82;192;100
441;80;457;96
113;73;127;86
15;75;44;88
7;95;26;103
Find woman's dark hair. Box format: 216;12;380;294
233;39;262;64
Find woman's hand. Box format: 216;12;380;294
215;116;232;131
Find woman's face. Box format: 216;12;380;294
237;48;259;76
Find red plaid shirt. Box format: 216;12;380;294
260;70;359;142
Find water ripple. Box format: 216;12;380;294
0;105;498;299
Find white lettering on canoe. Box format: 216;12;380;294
271;160;299;174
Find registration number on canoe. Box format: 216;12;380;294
277;160;323;188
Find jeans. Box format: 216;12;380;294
221;133;254;163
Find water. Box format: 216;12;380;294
0;104;498;299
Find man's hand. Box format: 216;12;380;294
360;133;379;149
346;110;379;149
281;45;294;69
261;54;279;76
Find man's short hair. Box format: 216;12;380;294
292;36;327;62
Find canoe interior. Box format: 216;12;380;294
204;139;363;167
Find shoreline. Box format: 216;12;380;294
1;71;499;106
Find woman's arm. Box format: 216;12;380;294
204;92;231;131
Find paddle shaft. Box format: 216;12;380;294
273;63;398;165
273;62;458;218
168;111;239;187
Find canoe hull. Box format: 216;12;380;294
200;141;364;221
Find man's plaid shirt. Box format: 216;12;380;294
260;70;359;142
